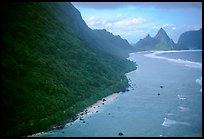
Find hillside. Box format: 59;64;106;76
133;28;176;51
132;34;159;51
92;29;135;57
45;3;135;58
176;28;202;50
2;2;136;137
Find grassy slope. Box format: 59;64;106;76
2;2;136;137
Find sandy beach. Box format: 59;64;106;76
67;92;122;125
78;92;122;116
29;92;122;137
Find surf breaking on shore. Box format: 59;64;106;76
196;77;202;92
144;50;202;70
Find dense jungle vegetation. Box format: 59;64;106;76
2;2;136;137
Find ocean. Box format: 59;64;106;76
33;50;202;137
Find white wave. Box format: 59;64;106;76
177;94;186;100
196;77;202;92
144;50;202;70
162;117;191;127
196;77;202;85
178;106;190;112
185;63;202;69
164;50;201;53
165;113;174;116
178;121;191;126
162;117;177;127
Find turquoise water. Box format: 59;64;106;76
35;50;202;137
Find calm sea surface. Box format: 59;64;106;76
34;50;202;137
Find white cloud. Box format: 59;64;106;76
102;20;106;25
86;16;99;26
152;23;175;30
152;25;160;29
73;2;201;44
124;30;145;36
85;15;201;44
85;15;150;43
85;15;146;31
162;23;174;28
113;17;146;28
87;16;96;21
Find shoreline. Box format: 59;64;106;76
29;61;136;137
29;91;125;137
70;92;122;121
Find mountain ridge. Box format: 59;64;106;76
133;28;202;51
92;29;135;57
133;28;176;51
2;2;136;137
176;28;202;50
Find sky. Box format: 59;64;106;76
72;2;202;44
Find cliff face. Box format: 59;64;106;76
176;29;202;50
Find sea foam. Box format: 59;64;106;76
162;117;177;127
178;106;190;112
165;113;174;116
144;50;202;70
162;117;191;127
196;77;202;92
177;94;186;100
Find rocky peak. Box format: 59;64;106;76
134;27;176;51
154;28;169;41
144;34;152;40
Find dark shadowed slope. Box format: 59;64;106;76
92;29;135;57
176;28;202;50
2;2;136;137
47;3;135;58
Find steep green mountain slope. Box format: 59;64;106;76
2;2;136;137
46;3;135;58
176;28;202;50
154;28;176;50
92;29;135;57
132;34;159;51
133;28;176;51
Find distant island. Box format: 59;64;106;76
133;28;202;51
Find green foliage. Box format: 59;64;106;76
92;29;136;58
2;2;136;137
